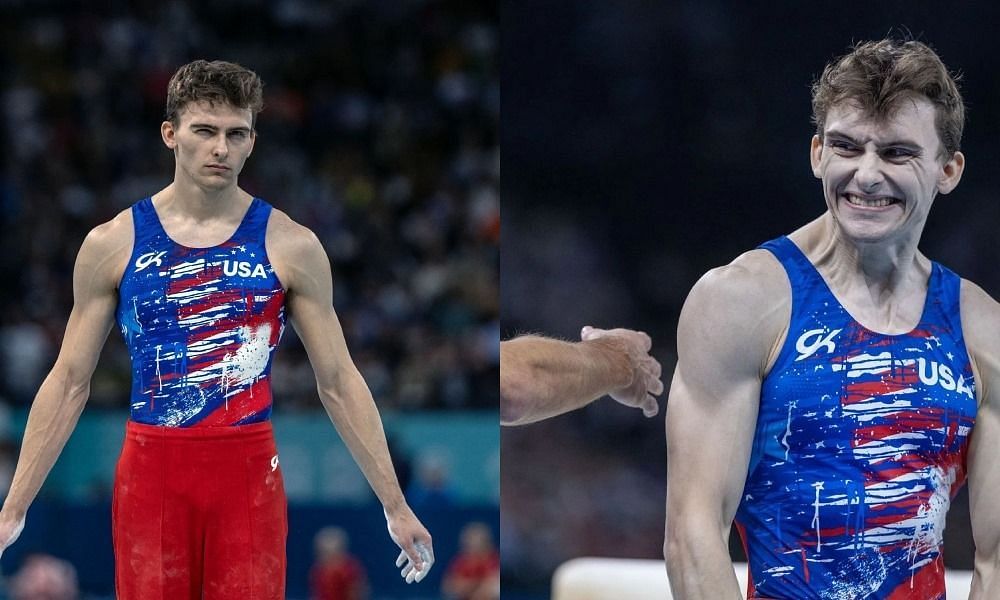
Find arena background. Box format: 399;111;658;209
0;1;498;599
502;2;1000;599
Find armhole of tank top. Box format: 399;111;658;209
758;246;799;378
115;203;143;292
950;268;980;407
260;203;289;293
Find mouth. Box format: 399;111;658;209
841;193;902;210
205;164;230;172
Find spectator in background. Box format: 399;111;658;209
406;452;458;511
8;554;78;600
309;527;368;600
442;522;499;600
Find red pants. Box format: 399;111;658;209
113;420;287;599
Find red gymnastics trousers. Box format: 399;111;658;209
112;420;287;599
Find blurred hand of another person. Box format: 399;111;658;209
581;326;663;417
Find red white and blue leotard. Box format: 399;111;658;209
115;196;286;427
734;236;976;600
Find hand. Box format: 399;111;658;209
581;326;664;417
0;513;25;561
384;507;434;583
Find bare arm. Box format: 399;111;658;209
0;215;131;553
268;213;433;581
500;327;663;426
962;282;1000;599
664;252;788;599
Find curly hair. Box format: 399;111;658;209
811;40;964;159
165;60;264;128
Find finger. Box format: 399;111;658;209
416;541;434;564
642;395;659;417
647;374;665;396
396;534;420;564
636;330;652;351
405;564;417;584
396;549;407;568
645;356;663;378
414;565;431;583
581;326;605;341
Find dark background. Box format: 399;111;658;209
501;2;1000;598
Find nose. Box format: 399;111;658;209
212;134;228;158
854;150;884;193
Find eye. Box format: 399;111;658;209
195;128;213;136
829;140;858;153
882;147;915;160
229;131;247;140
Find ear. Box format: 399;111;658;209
247;129;256;157
937;151;965;195
810;135;823;179
161;121;177;150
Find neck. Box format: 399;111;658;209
799;213;928;296
157;173;249;221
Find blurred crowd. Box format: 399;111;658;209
309;522;498;600
0;0;499;415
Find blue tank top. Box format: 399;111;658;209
734;236;976;600
115;197;286;427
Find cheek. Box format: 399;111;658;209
820;161;850;188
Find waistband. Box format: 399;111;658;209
125;419;273;442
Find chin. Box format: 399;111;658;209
199;177;233;190
833;216;902;245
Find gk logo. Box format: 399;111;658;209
134;251;166;272
795;328;842;361
270;454;279;472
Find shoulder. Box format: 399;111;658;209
959;280;1000;392
265;208;330;291
960;279;1000;347
682;248;789;328
76;208;134;285
83;207;133;250
265;208;324;257
678;248;790;373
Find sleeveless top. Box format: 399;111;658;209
115;197;286;427
734;236;976;600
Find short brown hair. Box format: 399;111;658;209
811;40;964;159
165;60;264;128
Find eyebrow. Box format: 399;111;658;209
189;123;252;133
825;129;922;149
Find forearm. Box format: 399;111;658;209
665;519;742;600
317;370;406;513
500;335;631;425
2;368;89;518
971;552;1000;599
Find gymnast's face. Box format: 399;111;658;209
809;97;964;246
161;100;256;192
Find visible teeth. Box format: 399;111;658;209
846;194;895;208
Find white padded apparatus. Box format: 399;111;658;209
551;557;973;599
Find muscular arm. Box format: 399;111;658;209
0;216;130;548
268;214;432;574
500;328;663;426
962;282;1000;599
664;253;788;599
